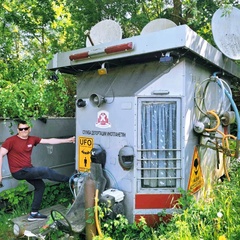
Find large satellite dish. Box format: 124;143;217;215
212;7;240;60
141;18;177;35
86;19;122;47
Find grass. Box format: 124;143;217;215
0;208;29;239
1;159;240;239
0;182;73;239
93;158;240;240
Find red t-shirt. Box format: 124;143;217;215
2;135;41;173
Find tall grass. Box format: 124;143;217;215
1;159;240;239
94;158;240;240
154;158;240;240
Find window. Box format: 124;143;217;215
137;98;181;191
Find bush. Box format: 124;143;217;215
0;181;72;212
0;180;31;211
93;158;240;240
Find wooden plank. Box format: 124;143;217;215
12;204;67;234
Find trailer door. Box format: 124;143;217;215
137;97;182;192
135;97;182;224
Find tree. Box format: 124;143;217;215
0;0;239;122
0;0;75;121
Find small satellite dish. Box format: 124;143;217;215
212;7;240;60
141;18;177;35
86;19;122;47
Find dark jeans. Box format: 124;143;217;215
12;166;69;212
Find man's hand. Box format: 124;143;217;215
68;136;75;143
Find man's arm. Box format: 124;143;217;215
0;147;8;183
40;136;75;145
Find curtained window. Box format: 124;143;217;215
138;99;181;190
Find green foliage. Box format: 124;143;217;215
0;181;72;212
0;180;31;211
1;0;239;121
86;206;95;224
0;56;75;121
92;157;240;240
0;0;76;121
41;182;73;208
1;162;240;239
181;0;237;44
0;207;23;239
0;182;74;239
156;158;240;240
44;229;67;240
41;209;73;239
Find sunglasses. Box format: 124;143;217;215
18;127;30;131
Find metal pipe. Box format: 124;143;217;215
84;175;96;240
216;79;240;157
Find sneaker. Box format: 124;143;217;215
28;212;47;221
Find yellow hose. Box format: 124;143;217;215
222;134;237;152
204;110;236;181
95;189;103;237
216;129;230;181
205;110;220;132
217;130;237;181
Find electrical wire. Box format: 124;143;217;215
69;173;79;197
194;76;232;117
103;168;119;189
194;73;240;157
69;172;88;198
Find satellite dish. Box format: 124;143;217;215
212;7;240;60
86;19;122;47
141;18;177;35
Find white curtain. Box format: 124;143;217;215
141;101;177;188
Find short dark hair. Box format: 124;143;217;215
17;120;28;127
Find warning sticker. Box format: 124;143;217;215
78;136;94;172
188;146;204;194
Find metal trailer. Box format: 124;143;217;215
48;24;240;226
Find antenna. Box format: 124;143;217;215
141;18;177;35
86;19;122;47
212;6;240;60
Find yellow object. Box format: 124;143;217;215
204;110;237;181
78;136;94;172
217;130;236;181
98;67;107;75
205;110;220;132
218;235;227;240
188;146;204;194
95;189;103;237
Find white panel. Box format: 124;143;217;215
137;61;185;96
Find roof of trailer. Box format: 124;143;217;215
47;24;240;79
